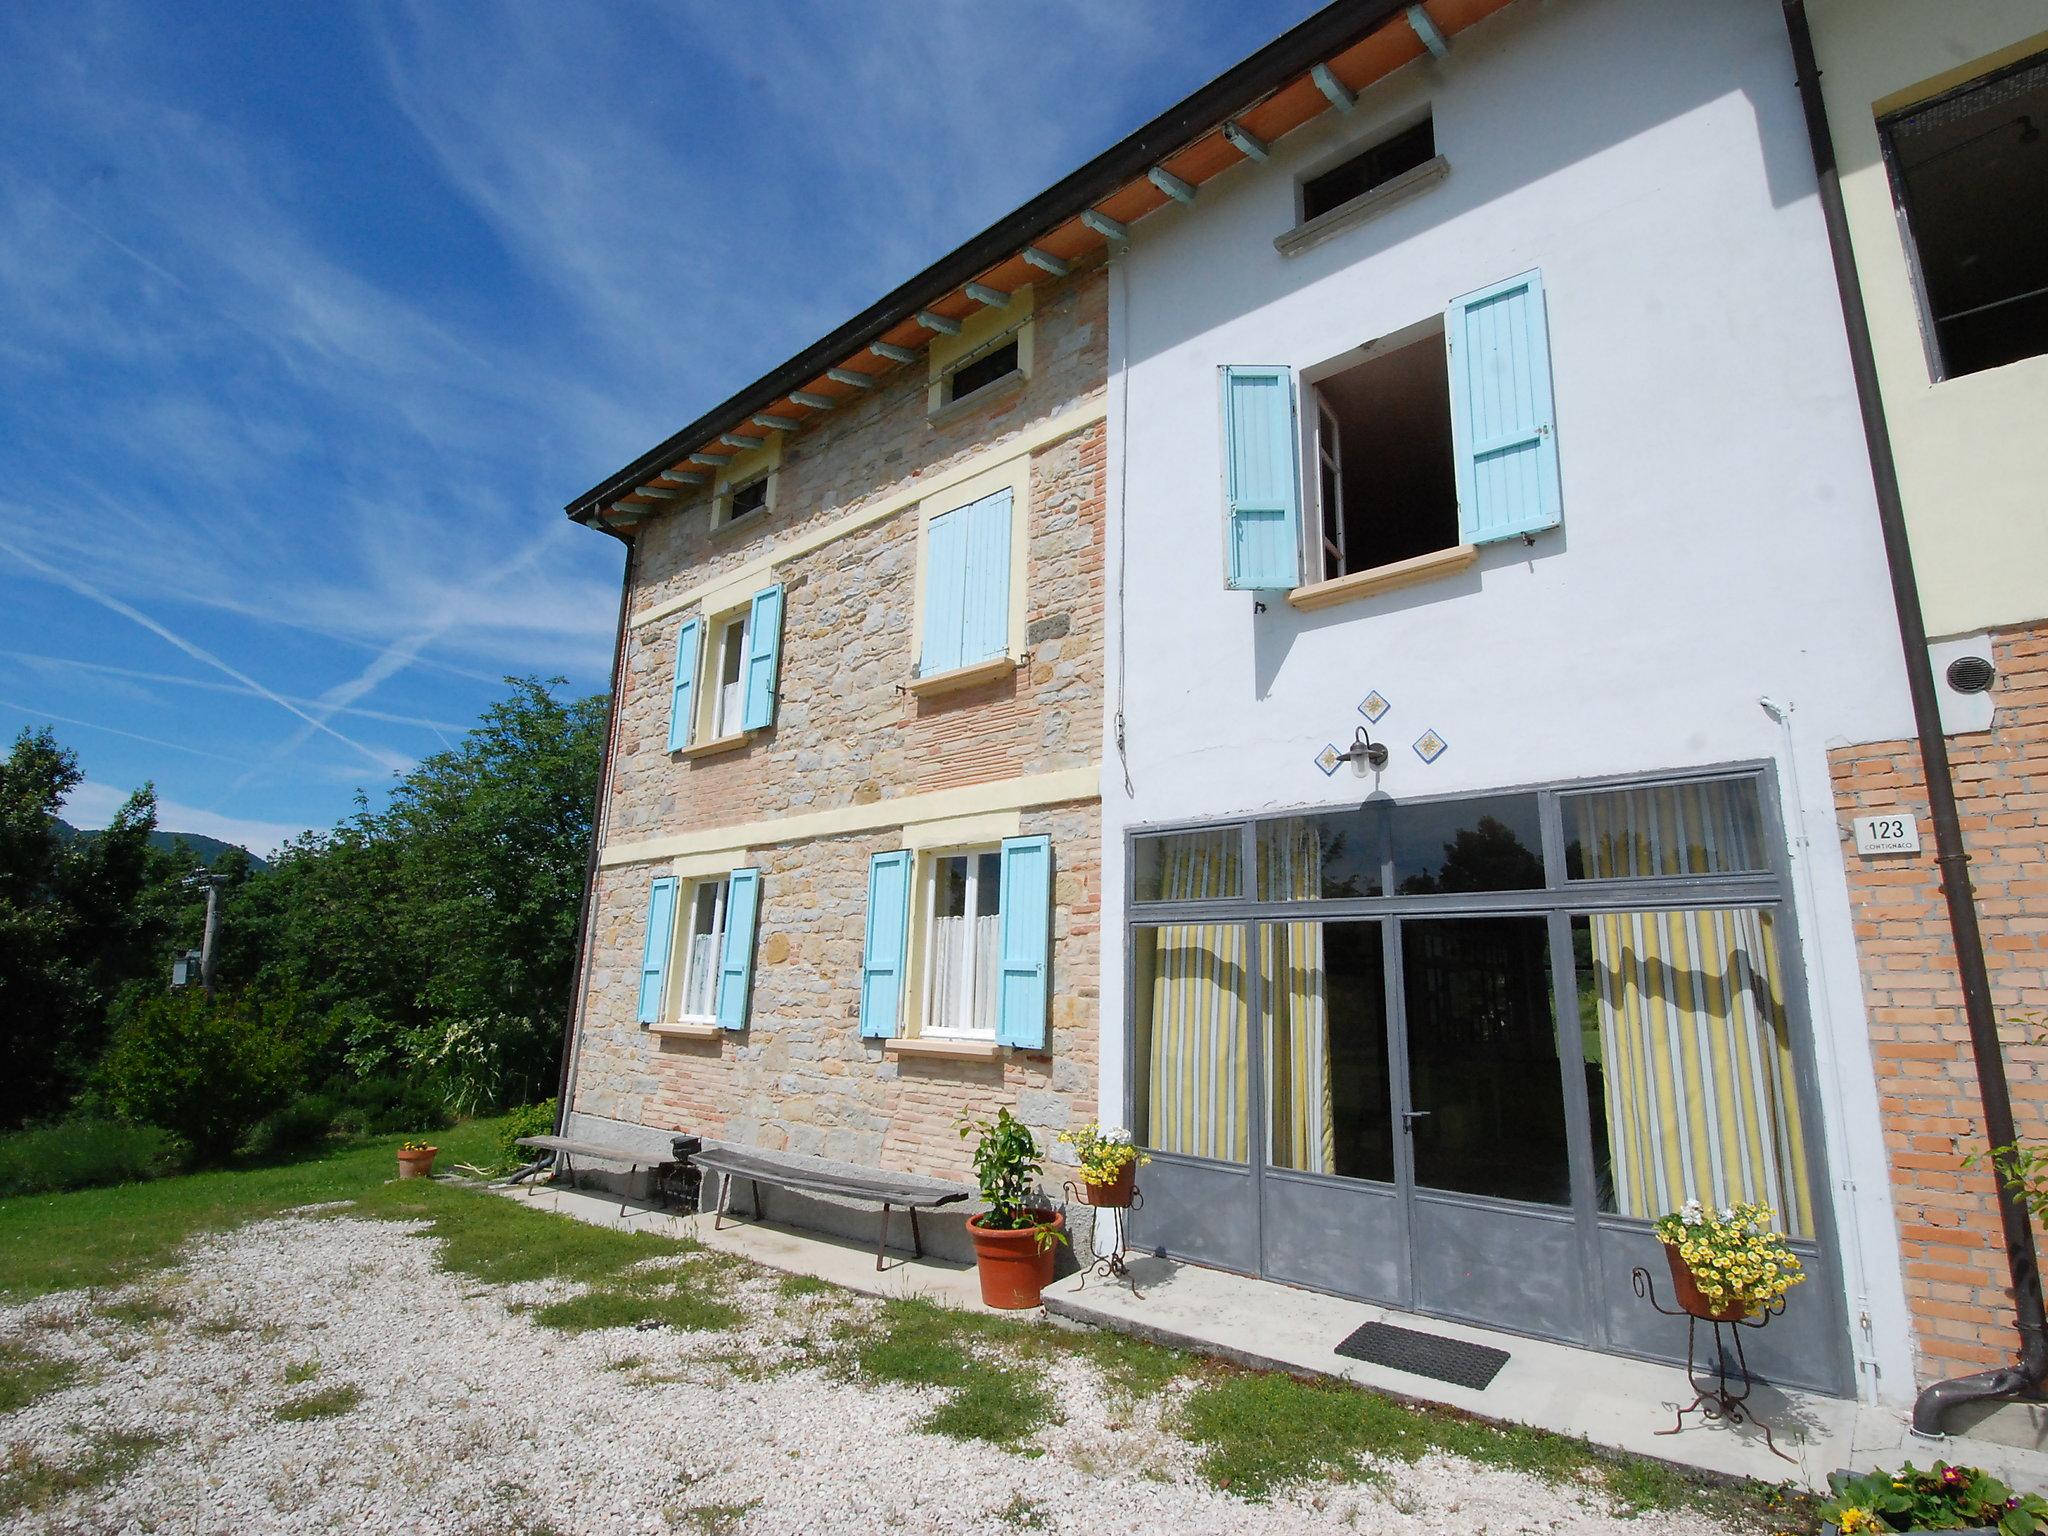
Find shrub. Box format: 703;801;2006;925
96;990;301;1162
330;1074;450;1138
495;1098;557;1174
0;1118;183;1198
241;1093;341;1160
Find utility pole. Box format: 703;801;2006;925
183;869;229;993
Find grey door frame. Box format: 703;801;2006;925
1122;759;1855;1395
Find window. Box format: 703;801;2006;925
664;584;785;750
674;878;730;1022
727;475;768;523
1881;52;2048;380
921;850;1004;1038
944;339;1020;405
1301;116;1436;223
1307;319;1459;578
709;612;749;738
918;485;1014;677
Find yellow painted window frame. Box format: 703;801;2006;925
710;437;782;531
927;286;1036;415
895;811;1023;1042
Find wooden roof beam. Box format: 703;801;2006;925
788;389;837;409
825;367;878;389
1406;3;1450;58
963;280;1011;308
914;309;962;335
869;341;920;364
1312;62;1357;112
1022;246;1069;277
1148;166;1198;205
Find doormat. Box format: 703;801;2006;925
1333;1321;1511;1391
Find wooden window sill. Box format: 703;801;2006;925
678;731;750;760
908;655;1016;698
1287;543;1478;611
885;1037;1002;1061
1276;156;1449;258
648;1021;723;1041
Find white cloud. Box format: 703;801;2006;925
61;780;307;860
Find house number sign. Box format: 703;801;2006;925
1852;812;1921;856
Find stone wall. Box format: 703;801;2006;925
1828;623;2048;1383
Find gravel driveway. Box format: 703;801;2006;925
0;1209;1760;1535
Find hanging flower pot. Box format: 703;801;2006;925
396;1141;439;1180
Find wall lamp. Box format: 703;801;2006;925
1335;725;1389;776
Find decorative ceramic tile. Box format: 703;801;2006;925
1412;729;1448;765
1358;690;1391;724
1315;743;1343;777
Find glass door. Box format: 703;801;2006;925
1395;914;1593;1343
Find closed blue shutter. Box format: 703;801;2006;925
858;850;912;1039
715;867;761;1030
920;509;967;675
1220;365;1302;591
994;835;1051;1049
960;488;1012;666
666;618;702;752
740;585;784;731
1445;269;1562;544
637;876;678;1024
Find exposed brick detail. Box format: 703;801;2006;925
1830;623;2048;1384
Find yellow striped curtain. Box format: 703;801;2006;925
1144;833;1249;1162
1259;820;1335;1175
1578;784;1812;1236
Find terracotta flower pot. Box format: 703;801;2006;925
967;1210;1064;1309
1078;1165;1135;1207
396;1146;438;1181
1663;1242;1752;1322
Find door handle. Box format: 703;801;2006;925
1401;1110;1431;1125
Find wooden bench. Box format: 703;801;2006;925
690;1145;970;1271
513;1134;666;1216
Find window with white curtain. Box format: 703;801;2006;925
922;850;1003;1038
709;614;749;739
676;878;729;1022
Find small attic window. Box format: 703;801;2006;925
944;339;1021;405
727;475;768;523
1301;117;1436;223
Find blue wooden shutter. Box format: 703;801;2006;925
1445;269;1562;544
920;509;967;675
995;835;1051;1049
715;868;761;1030
637;876;678;1024
858;850;912;1039
1220;365;1302;591
666;618;702;752
960;488;1012;666
740;585;784;731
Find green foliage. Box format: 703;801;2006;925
1821;1461;2048;1534
0;1431;163;1519
241;1094;342;1160
330;1074;452;1138
496;1098;558;1174
531;1273;741;1335
274;1384;362;1422
0;1117;182;1197
958;1106;1049;1230
0;1338;78;1414
95;989;302;1161
842;1297;1056;1448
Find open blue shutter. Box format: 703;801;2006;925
715;868;761;1030
1446;269;1562;544
960;489;1012;666
637;877;678;1024
921;510;967;675
740;585;784;731
995;835;1051;1049
1220;366;1301;591
858;850;912;1039
666;618;702;752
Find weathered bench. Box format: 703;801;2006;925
690;1145;970;1271
513;1134;665;1216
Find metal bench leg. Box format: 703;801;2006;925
909;1206;924;1260
877;1204;892;1271
714;1172;732;1232
619;1162;636;1218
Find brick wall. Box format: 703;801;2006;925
1829;623;2048;1382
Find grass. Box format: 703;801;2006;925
774;1272;832;1299
676;1500;759;1534
275;1383;362;1422
0;1119;179;1199
98;1288;182;1328
0;1338;78;1414
282;1358;320;1385
532;1275;741;1335
839;1297;1058;1449
0;1431;163;1519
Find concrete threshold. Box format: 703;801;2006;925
1041;1254;2048;1495
485;1178;987;1310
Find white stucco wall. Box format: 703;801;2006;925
1099;0;1920;1405
1807;2;2048;641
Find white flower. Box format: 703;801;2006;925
1719;1206;1736;1222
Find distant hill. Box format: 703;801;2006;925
50;817;269;872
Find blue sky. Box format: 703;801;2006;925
0;0;1318;857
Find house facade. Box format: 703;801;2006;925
1093;0;1925;1402
1801;1;2048;1395
559;259;1112;1206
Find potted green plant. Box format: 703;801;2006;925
1652;1199;1804;1321
396;1139;438;1180
1819;1461;2048;1534
1056;1122;1149;1207
958;1107;1064;1309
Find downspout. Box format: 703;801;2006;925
1779;0;2048;1433
552;530;637;1135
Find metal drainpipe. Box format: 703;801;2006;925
552;532;637;1136
1779;0;2048;1434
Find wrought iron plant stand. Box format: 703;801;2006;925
1631;1265;1793;1463
1064;1180;1144;1294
